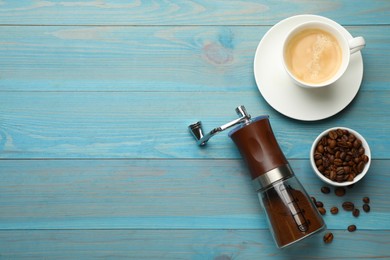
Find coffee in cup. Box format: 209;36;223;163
282;21;365;88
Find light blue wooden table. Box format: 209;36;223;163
1;1;389;259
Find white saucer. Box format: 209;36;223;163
253;15;363;121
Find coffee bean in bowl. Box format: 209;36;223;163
310;127;371;187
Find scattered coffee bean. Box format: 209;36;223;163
363;197;370;203
323;232;334;244
330;207;339;215
347;225;357;232
313;179;372;244
318;207;326;215
335;187;346;197
313;129;369;183
321;186;331;194
342;201;355;211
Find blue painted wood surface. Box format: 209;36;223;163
1;1;390;259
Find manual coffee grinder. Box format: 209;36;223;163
188;106;326;248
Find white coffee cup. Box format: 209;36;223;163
282;21;365;88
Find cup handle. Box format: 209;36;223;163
349;36;366;54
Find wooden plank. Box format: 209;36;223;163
0;159;388;230
0;26;388;92
0;91;388;159
0;229;389;259
0;2;388;259
0;1;389;25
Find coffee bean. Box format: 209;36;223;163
337;141;349;148
316;201;324;208
330;207;339;214
322;157;330;167
334;158;343;166
321;186;330;194
336;129;344;136
363;197;370;203
320;136;327;146
336;167;345;175
315;159;323;167
363;204;370;212
313;129;369;183
314;153;322;160
363;155;369;163
318;207;326;215
323;232;334;243
328;130;338;140
353;139;362;149
335;187;346;196
330;170;336;181
329;139;336;148
336;175;344;182
317;144;324;153
342;201;355;211
357;161;365;173
352;208;360;217
347;225;357;232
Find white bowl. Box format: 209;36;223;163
310;127;371;186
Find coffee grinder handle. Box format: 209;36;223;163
188;106;251;146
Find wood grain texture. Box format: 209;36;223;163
0;159;388;230
0;91;389;159
0;0;389;25
1;0;389;258
0;26;389;92
0;230;389;259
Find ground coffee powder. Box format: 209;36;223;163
262;184;325;247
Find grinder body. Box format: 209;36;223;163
229;116;325;248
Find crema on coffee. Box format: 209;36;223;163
284;28;342;84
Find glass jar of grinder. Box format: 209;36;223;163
188;106;325;248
